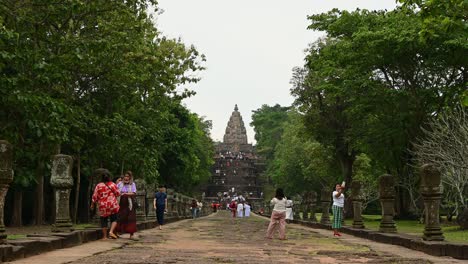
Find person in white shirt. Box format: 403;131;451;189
237;202;244;218
285;199;293;222
244;203;251;217
197;201;203;217
332;184;345;237
265;188;287;240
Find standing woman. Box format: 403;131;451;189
332;184;345;236
116;171;138;239
91;169;120;240
265;188;287;240
154;186;167;230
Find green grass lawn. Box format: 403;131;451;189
7;234;27;240
74;223;99;229
306;213;468;243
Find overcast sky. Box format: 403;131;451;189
156;0;398;143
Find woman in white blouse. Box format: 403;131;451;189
265;188;287;240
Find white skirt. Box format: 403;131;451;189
286;208;293;220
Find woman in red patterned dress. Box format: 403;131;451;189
91;169;120;239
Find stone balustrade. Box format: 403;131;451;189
420;164;444;241
50;154;74;232
379;174;397;233
320;189;331;225
351;181;365;229
0;141;13;243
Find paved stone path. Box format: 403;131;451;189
8;212;467;264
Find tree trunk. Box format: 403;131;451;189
34;159;45;225
73;155;81;224
339;151;356;218
10;190;22;227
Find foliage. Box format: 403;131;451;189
0;0;213;195
291;6;466;216
270;110;337;195
412;106;468;215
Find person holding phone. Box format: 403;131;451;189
332;183;345;237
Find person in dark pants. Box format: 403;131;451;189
154;186;167;230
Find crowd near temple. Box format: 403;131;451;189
202;105;265;209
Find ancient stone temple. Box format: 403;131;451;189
203;105;264;207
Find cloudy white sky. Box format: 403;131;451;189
156;0;398;143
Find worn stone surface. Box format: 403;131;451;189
379;174;397;233
50;155;74;233
7;213;467;264
0;141;13;243
53;211;450;264
420;164;445;241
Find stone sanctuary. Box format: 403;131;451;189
203;105;265;208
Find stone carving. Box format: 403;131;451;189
302;192;317;222
379;174;397;233
351;181;365;229
457;207;468;230
0;141;13;243
420;164;444;241
293;196;301;220
134;179;147;221
320;189;331;225
146;184;156;220
50;154;74;232
167;188;177;217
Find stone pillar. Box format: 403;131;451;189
50;154;74;232
379;174;397;233
293;200;301;220
146;184;156;220
351;181;365;229
182;196;189;218
175;192;183;217
308;191;318;222
0;141;14;243
167;189;177;217
134;179;147;221
320;189;331;225
421;164;444;241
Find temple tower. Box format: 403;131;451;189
223;104;248;145
203;105;265;208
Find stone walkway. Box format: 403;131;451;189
8;212;467;264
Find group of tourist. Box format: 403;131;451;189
190;199;204;218
228;200;251;218
265;183;345;240
217;151;254;160
90;169;168;240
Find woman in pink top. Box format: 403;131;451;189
91;169;120;240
